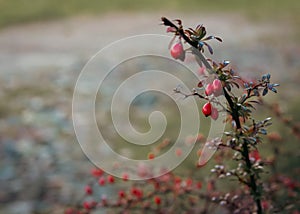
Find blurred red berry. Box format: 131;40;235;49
174;176;181;184
170;42;185;61
197;133;205;142
122;173;129;181
91;168;103;177
282;177;296;190
84;185;93;195
175;148;182;157
107;175;115;183
196;181;202;189
186;178;193;187
249;150;261;161
261;200;269;210
98;176;105;186
198;66;206;76
83;201;92;210
202;102;212;117
154;196;161;205
207;180;215;192
267;132;282;141
211;106;219;120
159;173;171;182
118;190;126;198
131;187;143;198
148;153;155;160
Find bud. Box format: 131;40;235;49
205;83;214;96
211;106;219;120
212;79;223;96
170;42;185;61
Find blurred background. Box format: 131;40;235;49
0;0;299;213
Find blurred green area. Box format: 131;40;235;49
0;0;299;28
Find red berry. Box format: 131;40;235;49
98;176;105;186
211;107;219;120
198;66;206;76
91;168;103;177
122;172;129;181
175;148;182;157
170;42;185;60
249;150;261;162
131;187;143;198
196;181;202;189
262;200;269;210
185;178;193;187
107;175;115;183
174;176;181;184
205;83;214;96
84;185;93;195
159;173;171;182
118;190;126;198
148;153;155;160
83;201;91;210
202;102;212;117
282;177;296;189
212;79;223;96
154;196;161;205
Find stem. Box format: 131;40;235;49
223;73;263;214
162;17;263;213
223;89;241;129
242;143;263;214
224;84;262;214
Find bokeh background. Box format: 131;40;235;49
0;1;299;213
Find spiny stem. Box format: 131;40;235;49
161;16;262;214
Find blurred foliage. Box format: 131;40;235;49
0;0;299;28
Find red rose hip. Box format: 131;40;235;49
202;102;212;117
84;185;93;195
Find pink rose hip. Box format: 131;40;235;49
212;79;223;96
170;42;185;61
211;106;219;120
205;83;214;96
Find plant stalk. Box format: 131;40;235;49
161;17;263;213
